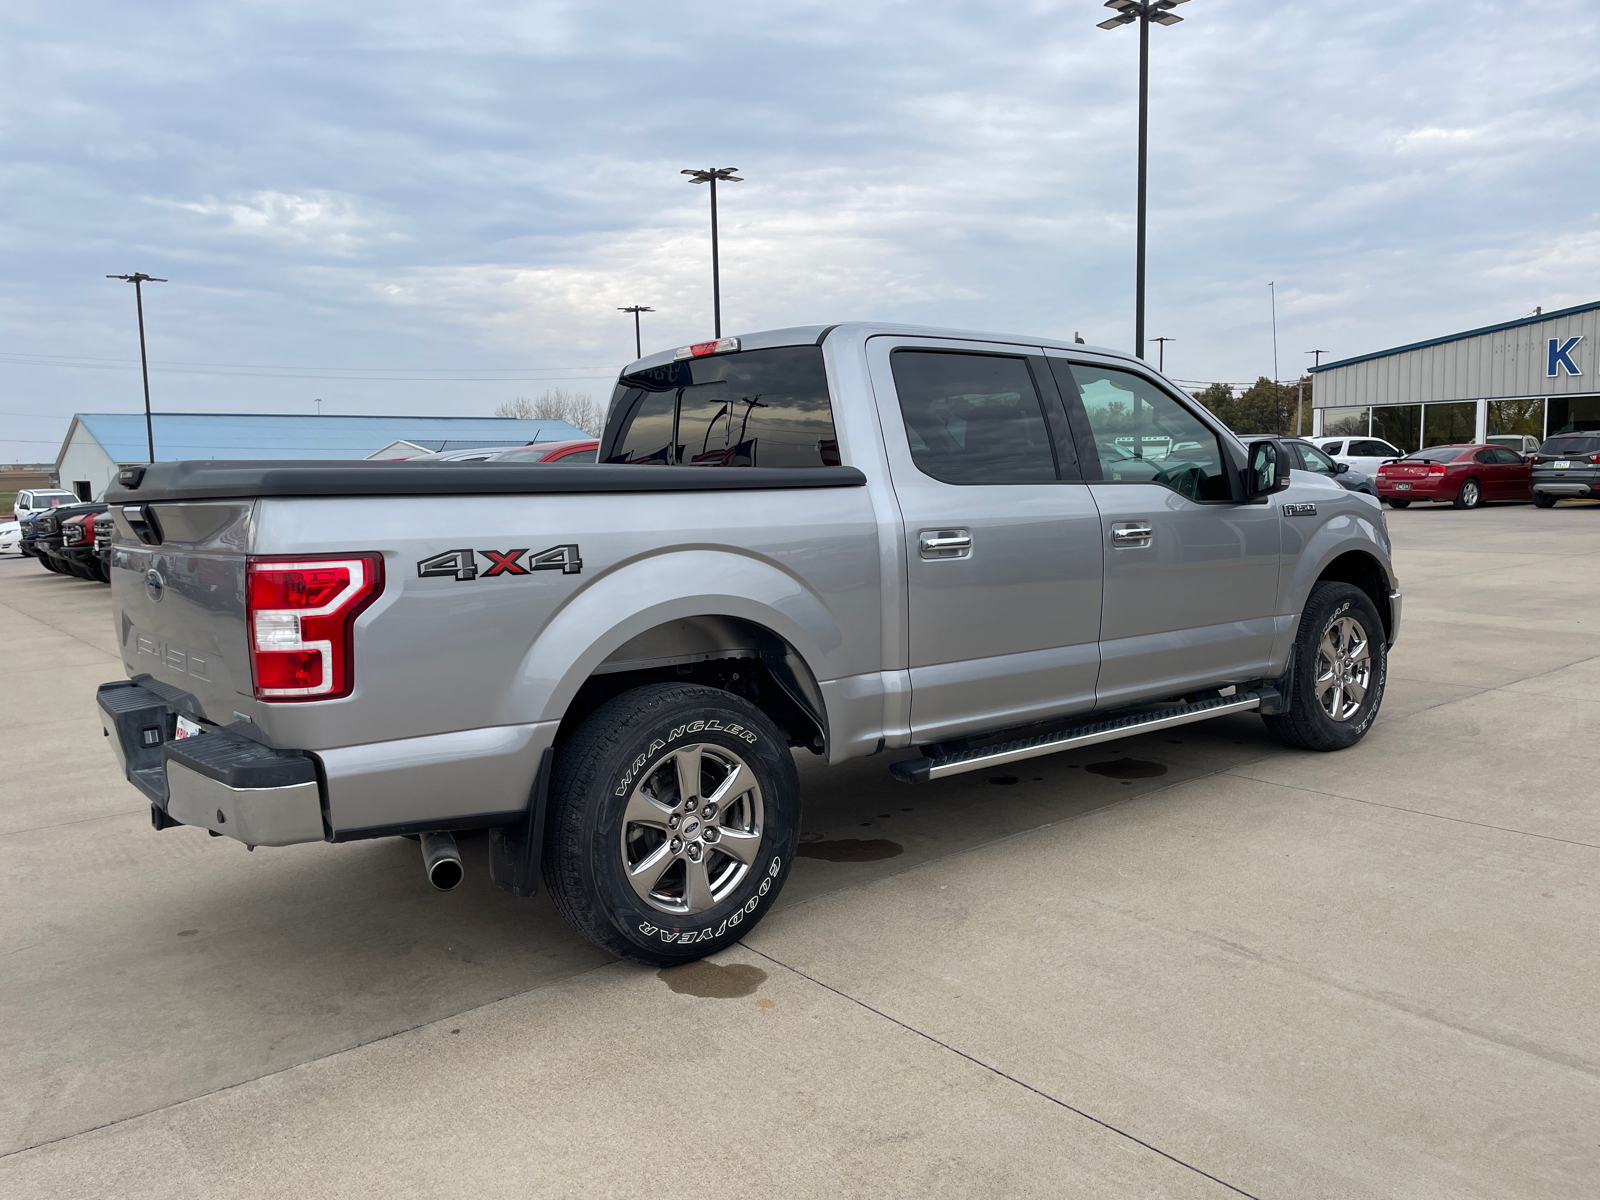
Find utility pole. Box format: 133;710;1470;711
1097;0;1190;359
315;398;323;416
681;168;743;338
1152;336;1174;373
106;272;167;462
1269;280;1279;385
618;306;655;360
1303;350;1327;438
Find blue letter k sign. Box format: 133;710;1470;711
1548;335;1583;377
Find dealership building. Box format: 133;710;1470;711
1309;300;1600;451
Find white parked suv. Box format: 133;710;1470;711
14;488;79;519
1315;437;1404;478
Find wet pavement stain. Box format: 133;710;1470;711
657;960;768;998
1085;758;1169;780
797;838;904;863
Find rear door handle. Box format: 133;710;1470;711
918;529;972;559
1110;522;1153;546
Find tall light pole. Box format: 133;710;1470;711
1302;350;1328;437
1152;336;1174;373
681;167;742;338
1097;0;1189;361
618;305;655;360
107;272;167;463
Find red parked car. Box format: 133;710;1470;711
487;438;599;463
1376;444;1531;509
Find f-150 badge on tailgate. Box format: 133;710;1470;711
416;544;582;581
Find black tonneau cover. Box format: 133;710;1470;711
109;460;867;503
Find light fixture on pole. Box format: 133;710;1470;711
618;305;655;360
1151;336;1174;373
1096;0;1189;361
681;167;742;338
106;272;167;463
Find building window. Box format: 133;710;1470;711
73;481;92;501
1547;395;1600;435
1487;398;1546;441
1321;406;1370;438
1372;404;1422;455
1422;400;1476;448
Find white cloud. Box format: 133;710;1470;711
157;191;399;255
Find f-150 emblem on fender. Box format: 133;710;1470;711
1283;502;1317;517
416;544;583;582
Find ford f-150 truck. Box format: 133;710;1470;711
96;323;1400;965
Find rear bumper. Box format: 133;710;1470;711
1378;482;1447;500
1531;479;1598;498
97;679;326;847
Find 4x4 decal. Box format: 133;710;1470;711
417;544;582;581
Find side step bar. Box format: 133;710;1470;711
889;691;1271;784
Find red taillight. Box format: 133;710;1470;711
673;336;740;361
247;554;383;702
1591;454;1600;465
1428;464;1447;476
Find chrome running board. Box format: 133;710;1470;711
889;691;1269;784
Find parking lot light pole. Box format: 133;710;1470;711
106;272;167;463
1097;0;1189;361
1303;350;1327;436
1152;336;1174;373
618;306;655;360
681;168;742;338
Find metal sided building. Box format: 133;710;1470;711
1308;300;1600;452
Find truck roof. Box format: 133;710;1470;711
621;322;1137;375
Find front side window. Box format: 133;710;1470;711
1296;443;1340;474
889;351;1059;484
1350;440;1400;459
603;346;837;467
1057;362;1230;501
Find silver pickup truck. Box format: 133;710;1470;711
97;323;1400;965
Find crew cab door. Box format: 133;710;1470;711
867;337;1103;743
1044;354;1281;708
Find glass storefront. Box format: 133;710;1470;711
1321;406;1370;438
1422;400;1476;448
1548;395;1600;434
1487;398;1545;439
1372;404;1422;454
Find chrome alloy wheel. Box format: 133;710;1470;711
619;744;764;916
1459;479;1481;507
1316;615;1372;722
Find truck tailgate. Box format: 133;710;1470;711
109;501;255;723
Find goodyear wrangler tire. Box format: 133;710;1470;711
543;683;801;966
1262;582;1387;752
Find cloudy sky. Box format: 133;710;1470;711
3;0;1597;462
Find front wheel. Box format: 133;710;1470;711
1453;477;1483;509
1532;492;1557;509
543;683;801;966
1263;582;1388;752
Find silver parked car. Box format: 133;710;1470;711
97;322;1400;966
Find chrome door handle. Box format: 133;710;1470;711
1111;522;1154;546
918;529;972;559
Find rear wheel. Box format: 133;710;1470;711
1263;582;1387;752
543;683;800;966
1385;498;1410;509
1533;492;1557;509
1453;477;1482;509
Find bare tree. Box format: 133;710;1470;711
495;388;604;436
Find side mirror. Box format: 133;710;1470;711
1334;461;1350;475
1243;439;1291;500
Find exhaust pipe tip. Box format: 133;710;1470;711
419;831;464;891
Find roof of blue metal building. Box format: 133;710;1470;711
68;412;588;462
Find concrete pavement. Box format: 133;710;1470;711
2;501;1597;1197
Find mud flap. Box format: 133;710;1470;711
489;747;552;898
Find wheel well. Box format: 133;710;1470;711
1316;551;1392;640
556;616;829;756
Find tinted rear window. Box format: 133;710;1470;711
1401;446;1470;463
602;346;838;467
1538;436;1600;456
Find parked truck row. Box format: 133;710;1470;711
95;323;1401;965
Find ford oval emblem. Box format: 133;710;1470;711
144;568;165;602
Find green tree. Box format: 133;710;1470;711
1191;382;1237;427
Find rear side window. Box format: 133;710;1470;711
889;351;1059;484
603;346;838;467
1056;362;1231;501
1350;440;1398;458
1320;441;1345;455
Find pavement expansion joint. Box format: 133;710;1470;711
740;943;1267;1200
